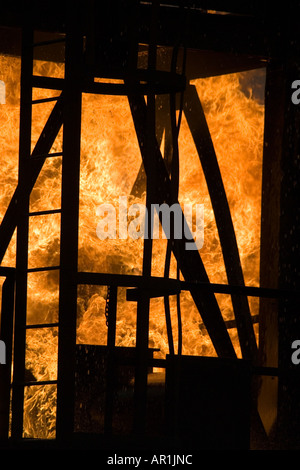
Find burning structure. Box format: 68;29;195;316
0;1;299;451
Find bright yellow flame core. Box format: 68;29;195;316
0;56;264;437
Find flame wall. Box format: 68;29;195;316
0;54;265;437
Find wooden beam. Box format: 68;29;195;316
258;6;300;445
0;3;286;60
77;271;299;300
276;37;300;448
55;5;82;440
104;285;118;435
128;93;236;359
257;61;283;437
141;0;264;16
133;2;159;434
138;3;279;59
10;26;33;439
183;85;257;362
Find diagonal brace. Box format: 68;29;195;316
128;92;236;359
0;93;64;264
184;85;258;362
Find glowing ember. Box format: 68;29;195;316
0;54;264;437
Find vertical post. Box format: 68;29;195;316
56;3;82;442
276;27;300;449
104;285;118;434
10;26;33;439
133;1;159;435
106;286;118;350
257;61;283;437
259;5;300;448
133;111;154;433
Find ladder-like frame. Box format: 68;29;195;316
11;14;83;440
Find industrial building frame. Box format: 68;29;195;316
0;1;299;450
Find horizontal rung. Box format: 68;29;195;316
77;273;300;300
31;96;61;104
33;38;65;47
30;151;63;160
32;75;64;90
27;266;60;273
25;322;59;329
29;209;61;217
23;380;57;387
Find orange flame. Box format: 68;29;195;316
0;54;265;437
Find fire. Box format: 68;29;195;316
0;54;265;437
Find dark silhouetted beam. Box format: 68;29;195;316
128;92;236;359
183;84;258;362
